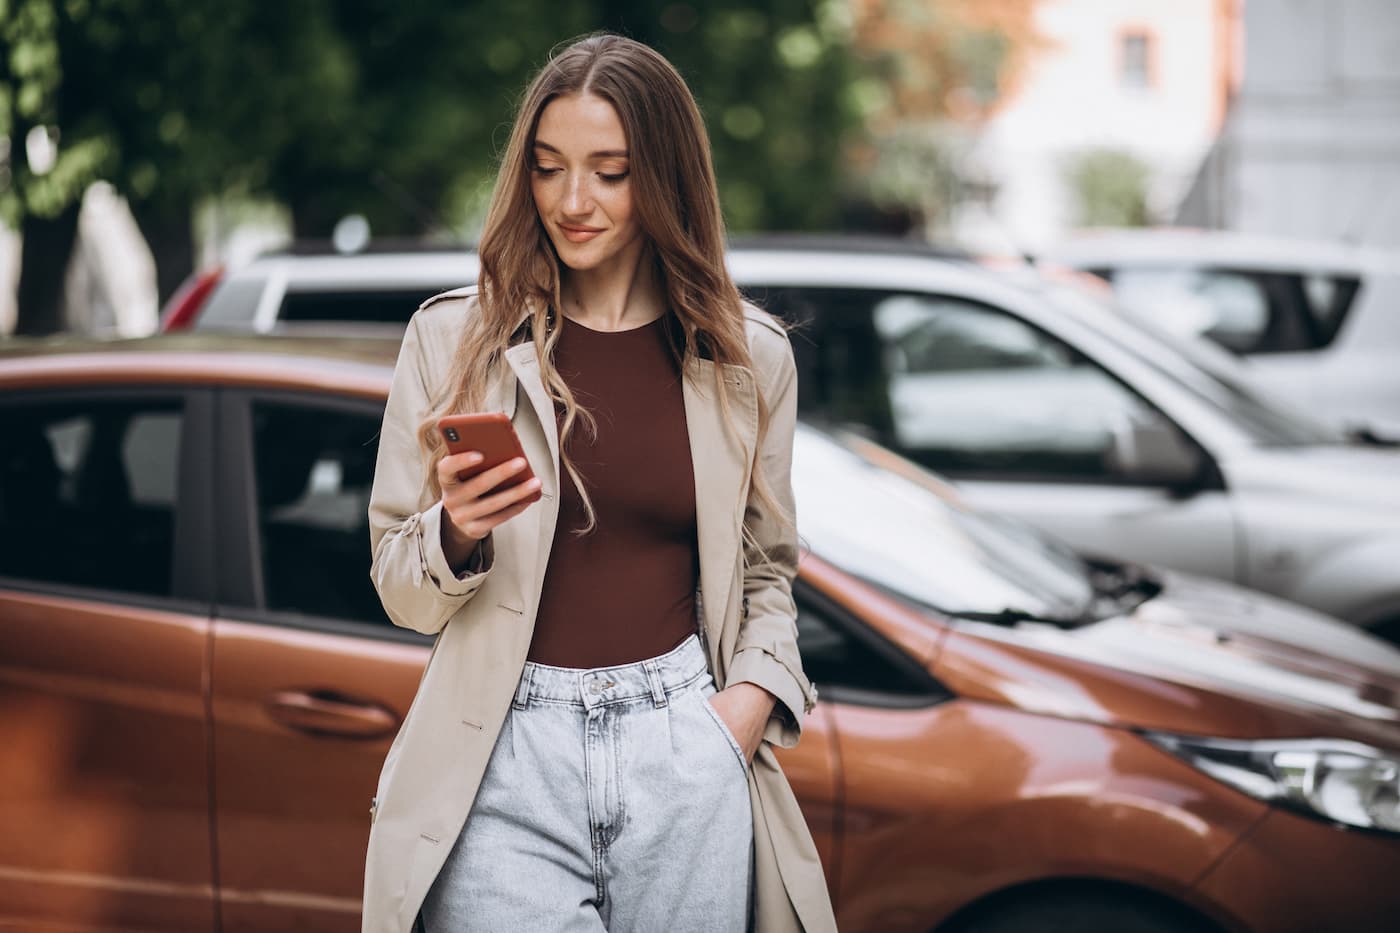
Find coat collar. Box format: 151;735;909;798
493;334;758;646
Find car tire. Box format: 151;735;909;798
939;887;1220;933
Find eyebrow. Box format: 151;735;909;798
533;140;629;159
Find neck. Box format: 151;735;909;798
561;242;664;332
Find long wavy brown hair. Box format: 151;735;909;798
419;32;784;542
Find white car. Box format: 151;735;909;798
726;240;1400;640
1039;228;1400;438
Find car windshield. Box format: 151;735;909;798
793;423;1095;621
1043;282;1347;447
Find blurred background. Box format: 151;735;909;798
3;0;1395;338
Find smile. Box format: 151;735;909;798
558;224;604;243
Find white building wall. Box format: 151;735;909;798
954;0;1228;253
1212;0;1400;246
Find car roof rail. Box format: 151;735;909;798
727;232;976;261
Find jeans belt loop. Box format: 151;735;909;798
512;663;534;710
643;659;667;708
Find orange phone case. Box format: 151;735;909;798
437;412;542;504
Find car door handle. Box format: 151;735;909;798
266;690;399;739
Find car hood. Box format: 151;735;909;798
936;570;1400;747
1225;445;1400;512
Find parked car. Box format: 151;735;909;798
1039;227;1400;438
160;249;480;334
726;239;1400;640
2;335;1399;933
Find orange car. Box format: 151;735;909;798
2;335;1398;933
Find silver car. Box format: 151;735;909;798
1040;228;1400;439
727;241;1400;639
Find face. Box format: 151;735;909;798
530;92;644;275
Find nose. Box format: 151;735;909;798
562;172;592;217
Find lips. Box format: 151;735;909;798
558;223;604;243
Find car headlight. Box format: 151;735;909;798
1144;733;1400;834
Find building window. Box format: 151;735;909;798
1120;31;1153;89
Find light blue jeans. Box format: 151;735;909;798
419;633;754;932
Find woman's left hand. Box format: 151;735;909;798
706;682;777;764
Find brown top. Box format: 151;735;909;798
527;312;699;668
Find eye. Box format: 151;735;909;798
599;171;629;183
532;165;562;177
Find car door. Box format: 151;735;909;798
206;389;429;933
753;285;1240;581
788;579;953;931
0;386;217;931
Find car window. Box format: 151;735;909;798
1045;282;1346;446
1110;267;1270;353
750;286;899;440
765;287;1182;482
195;274;268;330
249;401;388;626
792;425;1093;622
1107;265;1358;355
1301;273;1362;346
794;586;941;704
278;288;460;325
0;397;183;596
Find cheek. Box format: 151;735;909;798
606;184;636;228
530;178;551;215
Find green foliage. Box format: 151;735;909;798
0;0;861;238
592;0;862;230
1064;147;1152;228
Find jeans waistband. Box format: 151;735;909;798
513;633;710;711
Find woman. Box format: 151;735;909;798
362;33;835;933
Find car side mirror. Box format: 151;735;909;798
1105;414;1206;492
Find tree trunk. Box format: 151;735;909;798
130;198;196;308
15;204;83;336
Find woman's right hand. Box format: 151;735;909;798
437;453;541;569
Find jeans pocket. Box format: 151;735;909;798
698;690;750;773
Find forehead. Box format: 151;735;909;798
534;93;627;152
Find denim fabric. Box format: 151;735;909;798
420;633;754;932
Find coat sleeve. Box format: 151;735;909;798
726;330;818;748
368;312;493;635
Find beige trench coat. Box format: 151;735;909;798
361;287;838;933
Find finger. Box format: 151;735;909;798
458;457;529;499
447;474;541;527
461;497;534;538
467;476;542;517
437;451;483;486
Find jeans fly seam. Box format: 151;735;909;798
584;708;607;907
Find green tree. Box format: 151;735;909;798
3;1;860;334
589;1;862;231
1065;147;1152;228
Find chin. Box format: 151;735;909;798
551;239;611;271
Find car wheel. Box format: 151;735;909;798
939;887;1220;933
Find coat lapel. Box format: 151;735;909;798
503;343;561;610
682;357;758;649
504;343;555;478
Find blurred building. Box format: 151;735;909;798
1178;0;1400;248
950;0;1241;253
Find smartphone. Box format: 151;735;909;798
437;412;542;505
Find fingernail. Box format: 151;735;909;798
466;452;483;463
512;457;526;469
